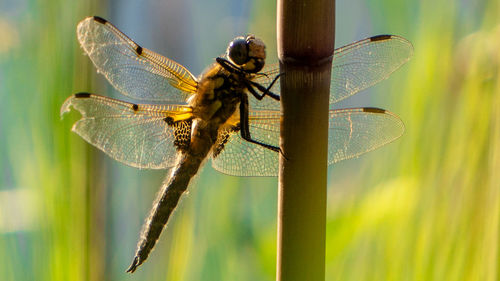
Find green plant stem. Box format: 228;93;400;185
276;0;335;280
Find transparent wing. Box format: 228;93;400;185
211;111;280;177
77;16;198;102
252;35;413;109
211;107;404;176
330;35;412;104
328;107;404;164
60;93;193;169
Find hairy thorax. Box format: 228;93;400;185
187;63;247;156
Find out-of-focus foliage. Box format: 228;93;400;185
325;1;500;280
0;0;498;280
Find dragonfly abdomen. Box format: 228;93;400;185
127;121;217;273
127;152;203;272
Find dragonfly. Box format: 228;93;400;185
61;16;413;272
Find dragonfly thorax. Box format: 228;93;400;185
192;64;245;122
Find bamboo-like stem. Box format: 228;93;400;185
276;1;335;281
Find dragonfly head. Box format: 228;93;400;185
227;35;266;73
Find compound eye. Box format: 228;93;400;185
227;38;248;65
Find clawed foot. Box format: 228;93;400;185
126;256;140;273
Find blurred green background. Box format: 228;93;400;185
1;0;499;280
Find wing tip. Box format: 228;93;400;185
329;107;405;165
362;107;386;114
369;34;414;57
92;16;108;24
60;95;75;118
78;16;97;29
77;16;108;46
361;107;405;131
60;93;92;118
370;107;406;137
370;34;393;42
74;92;92;98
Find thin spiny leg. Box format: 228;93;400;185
238;94;280;152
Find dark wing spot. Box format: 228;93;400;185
93;16;107;24
132;104;139;111
370;35;392;42
212;134;230;158
135;46;143;55
170;119;192;151
213;125;239;158
363;107;386;114
163;117;174;125
74;92;91;98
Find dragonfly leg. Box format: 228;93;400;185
217;57;281;101
244;82;265;100
248;73;282;101
239;94;280;153
216;57;243;74
244;80;280;101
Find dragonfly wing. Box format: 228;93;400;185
211;107;402;175
77;16;198;102
250;63;281;111
330;35;413;104
252;36;413;109
211;111;280;177
61;93;193;169
329;107;404;164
